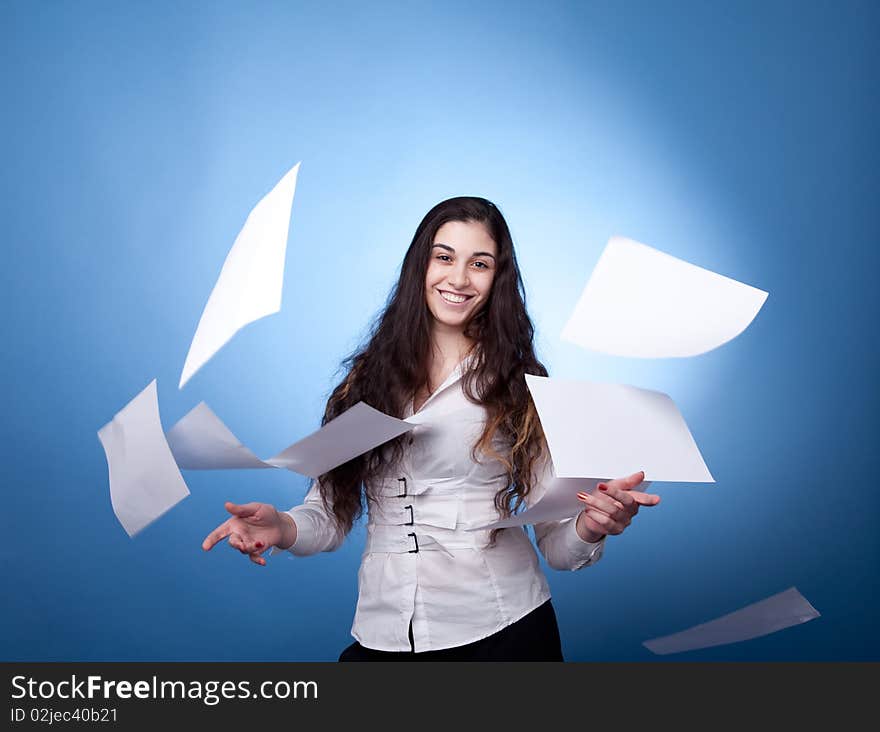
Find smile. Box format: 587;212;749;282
438;290;474;304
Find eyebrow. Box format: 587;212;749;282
432;243;497;261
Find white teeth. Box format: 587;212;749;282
440;291;470;303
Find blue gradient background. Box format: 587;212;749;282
2;1;877;661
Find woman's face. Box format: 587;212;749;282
424;219;498;334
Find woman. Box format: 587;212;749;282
201;196;660;660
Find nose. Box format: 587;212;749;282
448;262;470;290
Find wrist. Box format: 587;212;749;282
276;510;298;550
576;510;606;544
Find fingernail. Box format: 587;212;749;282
577;492;588;501
598;484;607;491
256;542;263;548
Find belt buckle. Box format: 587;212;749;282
397;477;408;498
407;532;419;553
404;504;414;526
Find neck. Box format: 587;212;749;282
429;323;474;364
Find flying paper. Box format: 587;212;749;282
469;477;603;530
97;380;190;537
561;236;768;358
266;402;418;477
525;374;713;482
643;587;820;655
166;402;273;470
166;400;419;479
179;162;301;388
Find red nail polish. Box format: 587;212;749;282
256;542;263;548
598;484;607;491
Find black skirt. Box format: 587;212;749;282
337;599;564;661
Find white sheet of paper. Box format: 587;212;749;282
561;236;768;358
179;162;301;388
643;587;820;655
97;380;190;537
469;478;602;530
165;400;418;478
526;374;713;482
166;402;273;470
267;402;417;478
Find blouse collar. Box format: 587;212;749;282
407;350;476;417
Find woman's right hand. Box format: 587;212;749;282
201;501;297;566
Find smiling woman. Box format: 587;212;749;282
201;196;660;661
419;220;498;411
427;220;497;314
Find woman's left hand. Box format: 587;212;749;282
575;471;660;543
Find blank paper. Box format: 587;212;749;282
97;380;190;537
561;236;768;358
179;162;301;388
643;587;820;655
526;374;713;482
165;400;418;479
166;402;273;470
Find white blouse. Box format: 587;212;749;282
270;354;606;652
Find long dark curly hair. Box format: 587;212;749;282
315;196;549;547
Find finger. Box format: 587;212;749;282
202;520;232;551
242;539;266;554
248;552;267;567
628;490;662;507
579;511;607;538
578;490;625;517
598;482;637;510
228;533;247;552
225;501;262;519
583;509;625;535
607;471;646;492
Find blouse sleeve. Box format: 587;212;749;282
527;450;606;572
269;478;346;558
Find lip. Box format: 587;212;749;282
437;289;475;307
